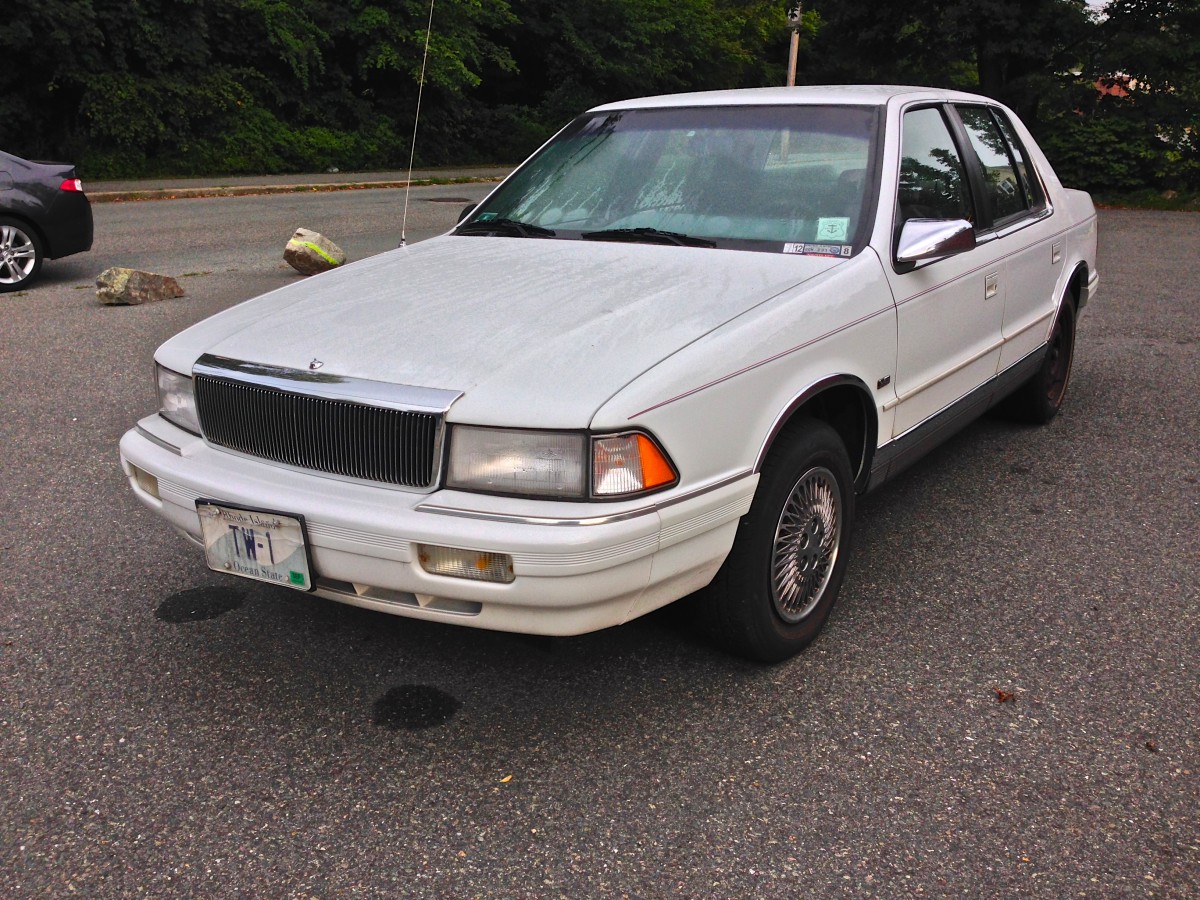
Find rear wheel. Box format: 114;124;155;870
1000;299;1076;423
699;419;855;662
0;218;44;292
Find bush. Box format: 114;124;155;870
1038;112;1158;194
78;101;414;179
1038;99;1200;196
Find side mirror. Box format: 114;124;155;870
895;219;976;266
457;203;477;224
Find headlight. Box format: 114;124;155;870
447;427;586;497
446;426;678;499
156;364;201;435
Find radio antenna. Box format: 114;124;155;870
399;0;436;248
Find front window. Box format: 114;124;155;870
461;104;881;252
897;106;974;227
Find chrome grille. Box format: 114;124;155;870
195;375;441;488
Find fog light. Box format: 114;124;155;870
417;544;515;584
132;465;160;499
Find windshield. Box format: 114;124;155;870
460;104;881;253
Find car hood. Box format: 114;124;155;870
158;235;843;427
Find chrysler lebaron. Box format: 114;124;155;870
120;86;1098;661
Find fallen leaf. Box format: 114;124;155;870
499;774;513;783
994;689;1016;704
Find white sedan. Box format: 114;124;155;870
120;86;1098;662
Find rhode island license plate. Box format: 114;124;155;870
197;501;313;591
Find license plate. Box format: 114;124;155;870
197;501;313;591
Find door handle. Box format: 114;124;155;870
985;272;999;300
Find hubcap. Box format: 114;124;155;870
771;465;842;624
0;224;37;285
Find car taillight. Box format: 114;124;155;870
60;178;84;193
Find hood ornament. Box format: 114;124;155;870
308;358;324;370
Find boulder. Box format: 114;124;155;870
96;267;185;305
284;228;346;275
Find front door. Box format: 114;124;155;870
884;105;1007;437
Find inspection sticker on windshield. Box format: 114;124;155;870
783;242;852;258
816;217;850;242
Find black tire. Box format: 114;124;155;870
0;217;44;292
999;299;1076;424
699;419;855;663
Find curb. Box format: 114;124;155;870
90;175;505;204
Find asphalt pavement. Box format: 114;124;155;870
0;189;1197;897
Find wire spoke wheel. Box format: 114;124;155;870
696;418;855;662
771;465;842;623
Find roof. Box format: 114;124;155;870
590;85;993;112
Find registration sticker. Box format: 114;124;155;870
197;502;313;591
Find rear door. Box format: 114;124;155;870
951;104;1061;371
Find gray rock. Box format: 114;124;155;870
284;228;346;275
96;267;185;305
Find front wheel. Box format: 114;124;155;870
699;419;855;662
0;218;44;292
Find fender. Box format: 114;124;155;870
753;374;879;494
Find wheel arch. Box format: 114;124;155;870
0;212;48;254
754;375;878;494
1065;261;1088;313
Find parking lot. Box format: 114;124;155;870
1;189;1197;896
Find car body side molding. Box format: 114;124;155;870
867;345;1046;491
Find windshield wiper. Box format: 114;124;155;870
580;227;716;248
457;218;556;238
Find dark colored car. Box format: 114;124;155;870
0;150;94;292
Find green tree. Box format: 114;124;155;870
0;0;519;174
2;0;1193;191
466;0;789;160
795;0;1091;121
1090;0;1200;189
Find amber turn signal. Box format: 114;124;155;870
592;432;678;496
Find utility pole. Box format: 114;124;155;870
782;3;802;162
786;3;802;87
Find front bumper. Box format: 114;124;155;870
119;415;756;636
